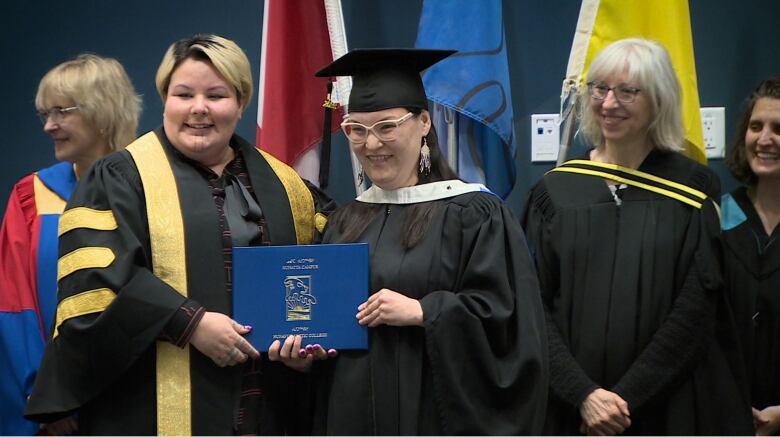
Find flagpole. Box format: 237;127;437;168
444;106;458;172
557;81;578;166
323;0;366;195
558;0;597;166
324;0;350;105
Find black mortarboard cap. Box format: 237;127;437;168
315;48;456;112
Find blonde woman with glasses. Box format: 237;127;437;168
0;54;140;436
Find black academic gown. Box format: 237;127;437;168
25;128;333;435
523;149;752;435
313;189;548;435
722;187;780;410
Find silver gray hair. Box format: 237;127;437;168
578;38;684;152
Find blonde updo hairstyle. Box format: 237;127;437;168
155;34;253;110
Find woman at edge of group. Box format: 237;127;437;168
522;37;753;435
310;48;548;435
721;74;780;436
0;54;140;436
24;34;333;435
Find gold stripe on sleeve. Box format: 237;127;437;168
58;247;115;281
52;288;116;338
58;207;118;236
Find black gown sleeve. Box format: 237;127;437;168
546;312;601;408
25;152;194;421
522;185;600;409
418;194;548;435
160;299;206;347
611;258;716;409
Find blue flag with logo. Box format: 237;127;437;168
415;0;516;199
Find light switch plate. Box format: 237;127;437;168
701;107;726;159
531;113;560;162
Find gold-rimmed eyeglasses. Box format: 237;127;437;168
587;82;641;103
36;106;79;125
340;112;414;143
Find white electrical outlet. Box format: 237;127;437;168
531;114;560;162
701;107;725;159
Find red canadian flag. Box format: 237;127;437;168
257;0;349;185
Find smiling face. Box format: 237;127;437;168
162;58;244;167
40;96;107;166
589;70;653;149
346;107;430;190
746;97;780;181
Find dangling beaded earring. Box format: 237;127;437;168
419;137;431;176
357;165;364;185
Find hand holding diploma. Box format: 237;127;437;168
268;334;337;372
190;312;260;367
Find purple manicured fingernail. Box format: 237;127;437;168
245;325;252;331
305;344;314;353
298;349;307;358
327;349;338;357
313;344;322;350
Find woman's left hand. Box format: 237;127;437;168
356;288;423;327
267;335;333;372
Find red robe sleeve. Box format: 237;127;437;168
0;175;46;436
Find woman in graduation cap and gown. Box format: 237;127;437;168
522;38;752;435
24;34;334;435
721;75;780;436
311;48;548;435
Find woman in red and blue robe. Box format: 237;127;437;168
0;54;140;435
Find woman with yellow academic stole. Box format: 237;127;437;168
25;34;334;435
523;38;752;435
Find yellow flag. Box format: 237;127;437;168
564;0;705;163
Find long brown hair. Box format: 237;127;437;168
329;107;458;248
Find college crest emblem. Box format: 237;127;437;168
284;275;317;321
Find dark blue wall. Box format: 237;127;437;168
2;0;778;216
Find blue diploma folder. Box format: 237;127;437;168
232;243;369;352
